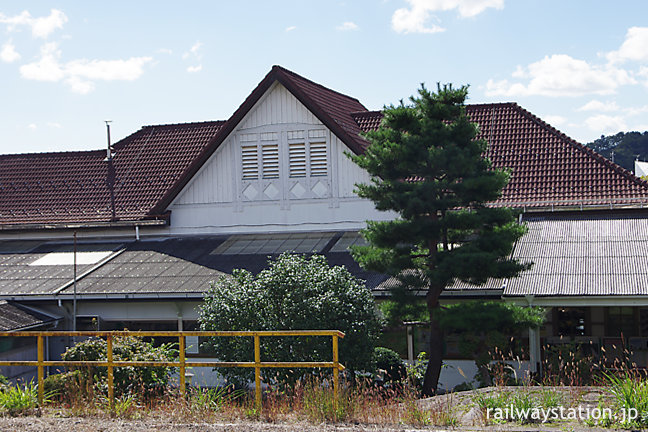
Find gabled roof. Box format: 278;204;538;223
1;66;647;227
150;66;371;213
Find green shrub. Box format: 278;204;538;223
373;347;406;384
199;253;382;387
61;335;176;397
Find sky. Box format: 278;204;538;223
1;1;647;154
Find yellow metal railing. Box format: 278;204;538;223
0;330;346;411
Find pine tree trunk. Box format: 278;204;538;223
421;312;443;396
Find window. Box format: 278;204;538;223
556;307;587;337
239;128;329;200
310;141;327;176
607;307;637;337
288;142;306;177
261;144;279;179
241;145;258;180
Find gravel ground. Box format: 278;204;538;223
0;387;618;432
0;416;616;432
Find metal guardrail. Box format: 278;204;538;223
0;330;346;411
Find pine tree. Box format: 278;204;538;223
350;84;530;395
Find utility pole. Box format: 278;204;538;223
72;231;77;340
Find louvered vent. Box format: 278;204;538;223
289;142;306;177
241;145;258;180
262;144;279;179
310;141;327;176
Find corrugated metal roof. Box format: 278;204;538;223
0;301;58;331
505;212;648;296
0;241;123;295
0;233;388;297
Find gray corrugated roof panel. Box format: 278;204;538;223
505;212;648;297
372;275;504;295
0;301;59;331
0;241;123;296
50;237;386;296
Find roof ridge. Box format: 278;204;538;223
511;103;648;190
0;149;105;159
351;110;382;116
272;65;365;107
141;119;226;129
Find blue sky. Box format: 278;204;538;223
1;1;647;154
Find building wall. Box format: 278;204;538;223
168;82;390;235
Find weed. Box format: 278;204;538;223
0;381;49;416
604;371;648;428
190;385;245;414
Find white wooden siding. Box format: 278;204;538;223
333;134;372;198
174;135;236;205
239;83;322;129
168;82;390;234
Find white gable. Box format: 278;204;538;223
168;82;391;235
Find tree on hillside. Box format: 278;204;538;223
587;131;648;172
198;253;382;386
350;84;530;396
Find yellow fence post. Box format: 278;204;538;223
0;329;346;414
254;334;261;412
332;334;339;402
179;335;186;397
37;335;44;406
106;335;114;413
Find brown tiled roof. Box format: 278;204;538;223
0;121;224;226
355;103;648;208
2;66;648;227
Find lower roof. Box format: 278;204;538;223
504;211;648;296
1;211;648;300
0;301;60;331
0;232;388;299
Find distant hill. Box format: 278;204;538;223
586;131;648;173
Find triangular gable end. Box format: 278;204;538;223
152;66;370;215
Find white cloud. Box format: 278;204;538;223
19;42;153;94
182;41;202;73
0;40;20;63
585;114;627;134
28;123;37;130
183;41;202;60
157;48;173;55
0;9;67;38
20;42;65;82
607;27;648;63
543;115;566;127
46;122;62;128
485;54;635;97
337;21;358;31
285;26;297;32
392;0;503;34
625;105;648;116
577;100;620;112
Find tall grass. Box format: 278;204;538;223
0;381;49;416
604;371;648;428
